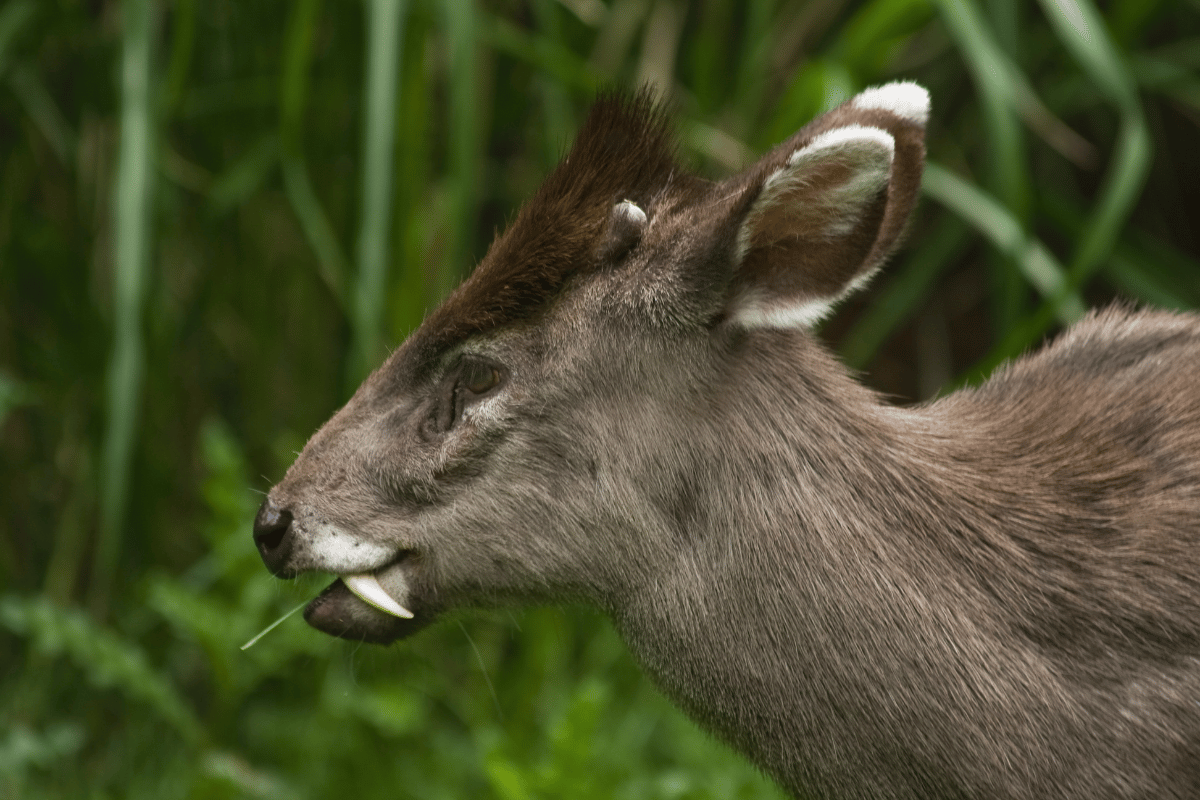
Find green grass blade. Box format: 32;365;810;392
440;0;481;298
279;0;320;141
281;159;349;307
1038;0;1152;285
1103;250;1198;312
1130;50;1196;87
939;0;1095;168
200;751;296;799
41;449;94;605
964;0;1157;370
732;0;777;121
279;0;348;307
840;216;971;369
162;0;195;113
93;0;157;616
588;0;648;78
1065;115;1151;281
838;0;935;78
934;0;1014;113
688;1;735;113
0;722;85;775
636;0;685;95
1040;0;1138;107
206;133;279;217
1128;73;1200;112
483;14;600;94
937;0;1029;332
1144;37;1200;71
0;0;35;75
1041;190;1200;309
240;600;307;650
351;0;407;384
758;60;855;150
922;162;1085;323
531;0;576;162
390;10;433;336
681;117;754;172
8;63;76;168
0;371;32;430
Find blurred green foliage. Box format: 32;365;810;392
2;0;1198;797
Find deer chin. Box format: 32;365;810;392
303;554;431;643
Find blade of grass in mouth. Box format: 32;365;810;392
241;600;309;650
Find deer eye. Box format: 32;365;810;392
421;358;506;440
441;357;506;431
461;360;502;395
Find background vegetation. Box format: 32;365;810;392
2;0;1198;797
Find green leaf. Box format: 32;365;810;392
0;722;85;776
0;596;202;745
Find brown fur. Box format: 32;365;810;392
405;91;679;378
255;87;1200;799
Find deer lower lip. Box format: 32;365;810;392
303;580;404;644
303;553;421;643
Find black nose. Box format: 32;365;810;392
253;497;295;576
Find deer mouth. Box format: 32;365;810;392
342;571;414;618
303;551;430;643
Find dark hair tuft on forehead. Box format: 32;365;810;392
408;90;679;374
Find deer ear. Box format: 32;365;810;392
727;81;928;329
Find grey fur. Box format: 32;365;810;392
254;85;1200;799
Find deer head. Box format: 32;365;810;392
253;82;928;644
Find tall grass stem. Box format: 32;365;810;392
93;0;157;616
351;0;407;385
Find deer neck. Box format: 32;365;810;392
607;333;1044;798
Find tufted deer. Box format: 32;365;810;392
253;83;1200;798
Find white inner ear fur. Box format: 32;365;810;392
733;271;879;330
789;124;895;172
732;125;895;330
852;80;930;126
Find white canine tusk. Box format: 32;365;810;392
343;573;414;619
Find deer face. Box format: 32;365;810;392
253;84;929;643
